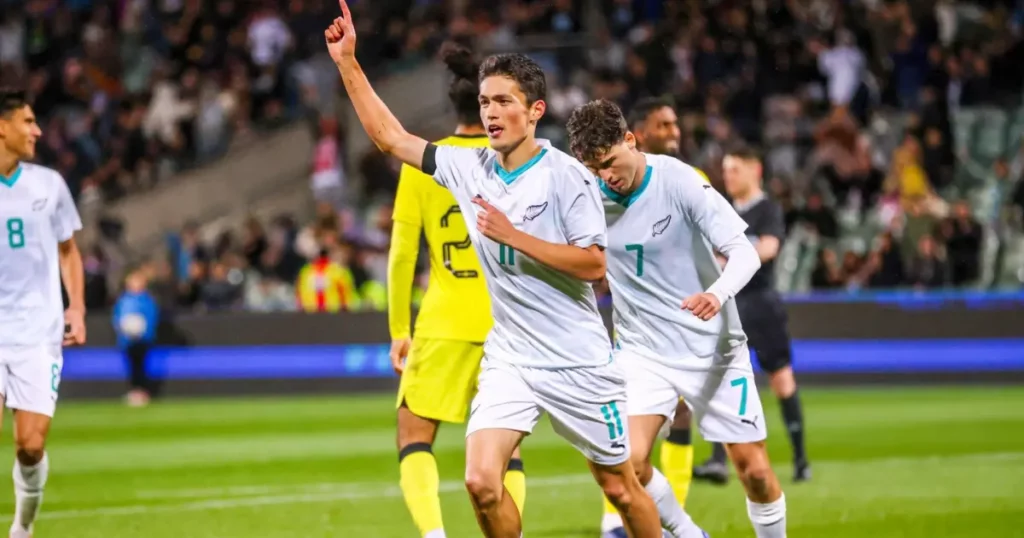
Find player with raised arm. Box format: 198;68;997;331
0;86;86;538
568;100;788;538
325;4;663;537
693;148;811;485
599;96;704;537
388;43;525;538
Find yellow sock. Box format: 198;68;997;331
660;438;695;507
504;459;527;517
399;448;444;537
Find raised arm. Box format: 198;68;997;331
326;0;428;169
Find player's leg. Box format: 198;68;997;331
724;441;786;538
5;346;61;538
539;362;662;538
754;308;810;482
628;414;707;538
687;348;787;538
659;400;694;505
396;404;445;538
395;339;487;538
464;359;540;538
504;445;526;517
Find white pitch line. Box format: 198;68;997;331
43;474;595;521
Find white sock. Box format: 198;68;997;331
424;530;447;538
601;512;624;532
12;453;49;534
747;493;787;538
645;468;705;538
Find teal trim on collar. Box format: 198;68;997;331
599;165;652;207
0;165;22;188
494;149;547;185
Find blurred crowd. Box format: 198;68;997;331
0;0;351;206
69;0;1024;313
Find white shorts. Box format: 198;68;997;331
622;344;766;444
467;356;630;466
0;345;63;418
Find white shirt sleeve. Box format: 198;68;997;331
50;172;82;242
674;164;748;248
429;145;484;196
559;163;607;248
705;232;760;305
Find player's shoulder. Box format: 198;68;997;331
648;154;708;193
541;146;592;181
18;163;65;190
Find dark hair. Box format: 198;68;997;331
478;53;546;104
440;42;482;126
724;144;763;163
566;99;628;162
0;86;28;117
627;96;675;129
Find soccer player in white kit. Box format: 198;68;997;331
567;100;789;538
0;87;87;538
324;4;663;537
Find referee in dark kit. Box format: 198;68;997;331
693;146;811;484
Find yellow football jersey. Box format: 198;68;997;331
391;134;492;342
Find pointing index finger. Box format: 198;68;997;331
339;0;352;22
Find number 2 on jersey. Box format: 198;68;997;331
439;205;478;278
6;218;25;249
625;243;643;276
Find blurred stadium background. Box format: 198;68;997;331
2;0;1024;536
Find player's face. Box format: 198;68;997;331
636;106;680;155
585;133;640;194
479;76;545;153
722;155;762;198
0;105;41;160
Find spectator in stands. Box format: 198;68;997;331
112;266;160;408
310;116;345;208
797;192;838;240
906;234;950;289
811;248;845;289
199;261;242;312
296;229;360;313
939;201;983;286
866;231;905;288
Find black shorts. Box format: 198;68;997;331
736;290;793;374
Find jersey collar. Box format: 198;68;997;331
494;149;547;185
600;165;652;207
0;165;22;188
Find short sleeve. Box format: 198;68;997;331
674;165;747;250
430;145;482;195
51;172;82;242
560;164;607;248
759;201;786;240
392;163;423;226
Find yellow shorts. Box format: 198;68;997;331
396;338;484;424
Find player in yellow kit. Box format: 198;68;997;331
387;43;525;538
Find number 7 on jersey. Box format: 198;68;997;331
625;243;643;276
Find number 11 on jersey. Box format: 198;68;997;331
499;243;516;266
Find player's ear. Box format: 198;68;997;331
529;100;546;125
625;131;637;151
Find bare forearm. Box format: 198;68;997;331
59;241;85;311
508;231;605;282
335;56;425;166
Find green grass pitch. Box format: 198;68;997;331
6;386;1024;537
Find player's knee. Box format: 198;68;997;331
465;470;503;509
601;479;635;510
14;433;45;466
735;459;774;496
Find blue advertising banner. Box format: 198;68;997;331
63;339;1024;381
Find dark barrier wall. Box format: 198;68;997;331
64;291;1024;398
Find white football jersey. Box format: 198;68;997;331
603;154;748;362
0;163;82;348
431;144;611;368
